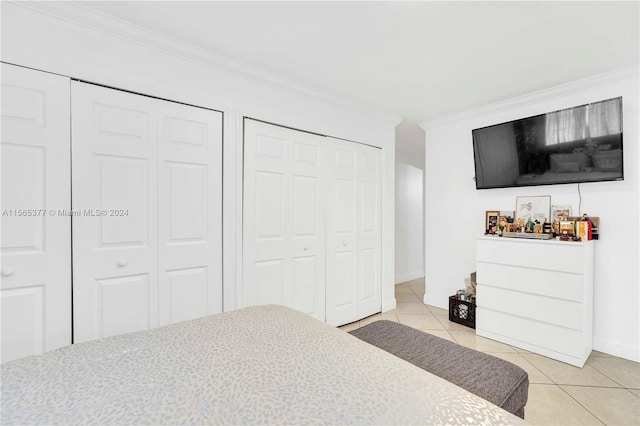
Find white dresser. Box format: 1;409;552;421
476;236;594;367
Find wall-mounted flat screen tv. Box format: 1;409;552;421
472;97;623;190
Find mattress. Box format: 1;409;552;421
1;305;524;425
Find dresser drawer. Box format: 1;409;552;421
477;284;583;330
477;262;584;302
477;307;584;358
477;238;584;274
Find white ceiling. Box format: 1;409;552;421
78;1;638;144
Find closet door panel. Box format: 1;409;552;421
1;64;71;362
72;82;159;343
290;137;326;320
356;146;382;318
244;125;291;308
333;252;357;304
326;145;358;326
1;145;45;250
254;171;286;248
158;102;222;325
255;259;285;305
292;256;318;314
1;288;44;360
243;120;325;320
292;175;318;237
164;267;208;324
97;274;151;337
97;155;150;245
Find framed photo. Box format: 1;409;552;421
551;205;572;222
485;211;499;233
499;210;515;223
515;196;551;223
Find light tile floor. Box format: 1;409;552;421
339;278;640;425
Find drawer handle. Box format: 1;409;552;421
1;267;15;277
303;246;309;251
116;258;128;268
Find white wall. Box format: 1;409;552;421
1;3;399;313
395;140;425;284
421;67;639;362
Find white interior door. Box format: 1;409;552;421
355;144;382;318
73;82;223;343
326;140;382;326
242;119;326;320
158;101;222;325
1;63;71;362
72;82;159;343
325;142;359;326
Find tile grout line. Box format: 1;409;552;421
556;384;608;426
420;280;474;341
557;383;630;390
586;362;633;390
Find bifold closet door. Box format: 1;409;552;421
1;63;71;362
353;144;382;318
157;101;222;325
72;82;222;343
243;119;327;321
325;141;381;326
72;83;159;343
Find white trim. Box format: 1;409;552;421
420;65;640;131
593;336;640;363
222;107;239;313
381;143;397;314
395;271;425;285
1;54;233;118
233;110;248;313
9;1;399;128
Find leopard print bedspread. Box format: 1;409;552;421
1;305;523;425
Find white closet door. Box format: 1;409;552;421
326;140;382;326
1;63;71;362
325;142;359;326
355;145;382;318
158;102;222;325
72;82;159;343
243;119;326;320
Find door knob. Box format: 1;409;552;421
116;258;128;268
1;267;15;277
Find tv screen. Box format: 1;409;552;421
472;97;623;190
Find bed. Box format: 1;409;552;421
1;305;524;425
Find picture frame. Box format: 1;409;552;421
515;195;551;224
485;211;499;233
551;205;572;222
499;210;515;223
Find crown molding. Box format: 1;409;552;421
420;64;640;131
9;1;400;127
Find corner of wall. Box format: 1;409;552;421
382;296;397;313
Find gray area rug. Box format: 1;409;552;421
349;320;529;419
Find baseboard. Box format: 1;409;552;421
395;270;425;284
593;336;640;362
382;296;397;313
424;293;447;311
